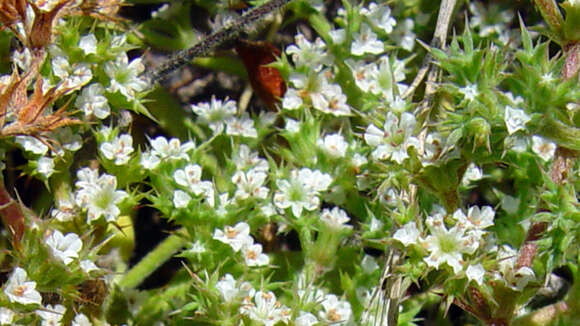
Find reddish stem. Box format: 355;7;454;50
0;181;24;246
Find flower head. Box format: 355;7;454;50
317;133;348;158
241;291;291;326
45;230;83;265
273;168;332;217
318;294;352;325
3;267;42;305
421;213;480;273
213;222;253;252
364;112;419;163
531;135;556;162
191;96;237;134
100;134;134;165
105;53;148;100
74;168;127;223
504;106;531;135
351;24;384;56
242;243;270;267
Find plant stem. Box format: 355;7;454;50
118;229;188;289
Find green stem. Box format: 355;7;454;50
118;230;188;289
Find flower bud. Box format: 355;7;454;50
466;117;491;150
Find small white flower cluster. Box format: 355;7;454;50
74;167;128;223
100;134;134;165
503;105;557;161
394;206;496;279
283;72;352;116
191;96;257;138
273;168;333;217
213;222;269;267
173;164;215;208
15;128;82;178
364;112;420;164
294;275;353;326
141;136;195;169
1;267;94;325
217;275;291;326
347;56;408;104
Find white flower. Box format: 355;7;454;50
284;118;301;133
191;96;237;133
347;59;379;93
466;264;485;285
329;28;346;44
351;23;384;56
422;213;480;273
361;3;397;33
173;164;214;199
4;267;42;305
504;135;529;153
282;88;303;110
52;56;93;90
15;135;49;155
225;114;258;138
459;84;478;101
540;72;555;84
100;134;134;165
0;307;15;325
364;112;420;163
105;53;148;100
352;153;368;168
75;83;110;119
422;132;444;163
173;190;191;208
74;168;127;222
46;230;83;265
241;291;291;326
216;274;239;302
453;206;495;232
72;313;92;326
318;84;351;116
242;243;270;267
232;169;269;200
79;34;97;55
393;221;421;246
80;260;99;273
145;136;195;166
320;207;352;230
36;304;66;326
374;56;408;102
361;255;379;274
283;73;329;112
318;294;352;325
461;163;483;185
531;135;556;162
53;128;83;154
233;145;269;172
495;245;536;291
37;157;55;177
317;134;348;157
140;151;160;170
51;196;77;222
187;240;206;254
285;33;332;71
392;18;416;51
295;312;318;326
274;168;332;217
504;106;531;135
213;222;253;252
